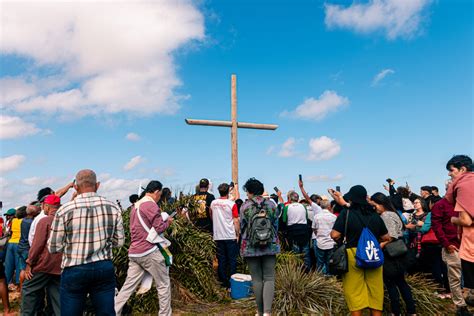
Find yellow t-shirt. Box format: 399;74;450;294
9;218;22;243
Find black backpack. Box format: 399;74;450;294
248;201;274;247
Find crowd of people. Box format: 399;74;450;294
0;154;472;316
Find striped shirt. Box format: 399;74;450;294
47;192;124;268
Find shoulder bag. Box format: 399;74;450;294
328;210;350;275
136;205;173;266
385;213;408;257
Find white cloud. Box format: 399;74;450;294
1;0;205;117
1;175;148;210
308;136;341;161
99;177;149;206
0;155;26;173
0;77;38;104
372;69;395;86
306;174;344;182
270;136;341;161
266;146;276;155
126;132;141;142
0;115;42;139
324;0;431;40
282;90;349;121
278;137;297;157
22;177;57;186
155;168;176;178
124;156;145;171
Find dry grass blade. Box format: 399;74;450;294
274;254;346;315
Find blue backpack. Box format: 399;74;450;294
355;216;384;269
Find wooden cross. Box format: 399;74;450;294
185;74;278;185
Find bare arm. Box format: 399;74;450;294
298;180;312;204
233;217;240;238
380;236;393;249
233;184;240;201
330;229;342;241
54;182;74;198
276;190;284;204
380;233;391;243
328;189;349;207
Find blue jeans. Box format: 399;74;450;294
315;247;334;275
60;260;115;316
18;249;29;271
216;240;239;288
312;240;319;269
292;242;311;272
5;242;20;284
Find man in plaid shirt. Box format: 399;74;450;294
48;169;124;316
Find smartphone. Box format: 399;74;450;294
273;186;279;193
336;186;341;192
169;211;177;218
406;181;409;188
299;174;302;181
230;181;234;188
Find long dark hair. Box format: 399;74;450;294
371;192;406;230
414;197;430;213
370;192;397;213
159;188;172;203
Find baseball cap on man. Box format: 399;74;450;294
4;208;16;216
38;187;54;202
44;195;61;206
199;178;210;188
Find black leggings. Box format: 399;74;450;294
384;273;416;315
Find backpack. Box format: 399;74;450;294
355;215;384;269
248;201;274;247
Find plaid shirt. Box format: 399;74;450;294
47;192;124;268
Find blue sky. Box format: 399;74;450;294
0;0;472;209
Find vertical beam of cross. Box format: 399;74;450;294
231;75;238;185
185;74;278;186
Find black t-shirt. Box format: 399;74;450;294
193;191;215;232
333;208;388;248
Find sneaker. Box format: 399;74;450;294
7;284;17;292
456;306;473;316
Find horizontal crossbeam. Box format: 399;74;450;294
185;118;278;130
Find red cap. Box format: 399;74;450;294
44;195;61;206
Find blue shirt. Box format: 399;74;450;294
18;218;33;252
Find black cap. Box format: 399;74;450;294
343;185;369;205
199;178;209;188
37;187;54;202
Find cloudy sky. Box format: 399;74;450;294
1;0;472;209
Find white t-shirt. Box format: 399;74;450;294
286;203;308;226
211;198;239;241
310;202;323;239
312;209;337;250
28;210;48;246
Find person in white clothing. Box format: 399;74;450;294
312;200;337;275
298;179;323;269
210;183;240;288
282;191;311;271
29;184;73;246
